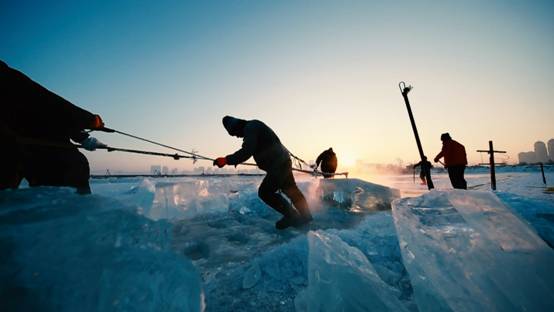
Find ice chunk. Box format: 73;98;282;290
139;179;232;220
301;231;409;312
0;188;203;312
309;178;400;212
392;190;554;312
242;261;262;289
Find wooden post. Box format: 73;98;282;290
489;141;496;190
399;82;434;190
540;163;547;185
477;140;506;191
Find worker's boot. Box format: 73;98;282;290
275;202;301;230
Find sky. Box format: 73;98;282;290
1;0;553;174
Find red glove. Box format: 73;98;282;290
90;115;105;130
213;157;227;168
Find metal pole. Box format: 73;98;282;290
540;163;547;185
399;82;434;190
489;140;496;190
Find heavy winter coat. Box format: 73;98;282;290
316;148;337;173
0;60;96;143
223;116;290;172
435;139;468;167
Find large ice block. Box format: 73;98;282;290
312;178;400;212
0;188;203;312
300;231;408;312
392;190;554;312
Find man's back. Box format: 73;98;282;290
442;140;467;166
224;118;290;171
0;60;95;142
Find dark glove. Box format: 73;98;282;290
213;157;227;168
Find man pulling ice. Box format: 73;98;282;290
213;116;312;229
0;60;107;194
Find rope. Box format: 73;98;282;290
16;136;196;160
103;127;213;162
98;127;350;178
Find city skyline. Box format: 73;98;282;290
518;138;554;164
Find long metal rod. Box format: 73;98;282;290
399;82;434;190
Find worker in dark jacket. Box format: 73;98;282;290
0;60;106;194
434;133;468;189
313;147;337;178
413;156;433;185
214;116;312;229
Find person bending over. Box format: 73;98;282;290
214;116;312;229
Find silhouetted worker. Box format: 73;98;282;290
413;156;433;185
313;148;337;178
213;116;312;229
434;133;467;189
0;60;106;194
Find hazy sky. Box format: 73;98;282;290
2;0;553;173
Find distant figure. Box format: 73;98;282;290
0;60;106;194
413;156;433;185
434;133;467;189
313;147;337;178
214;116;312;229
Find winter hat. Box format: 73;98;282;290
222;116;245;136
440;133;452;141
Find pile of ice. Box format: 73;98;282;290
4;172;553;311
164;177;407;311
0;187;203;312
393;190;554;311
1;176;407;311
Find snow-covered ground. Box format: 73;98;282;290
1;169;553;311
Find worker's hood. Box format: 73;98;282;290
222;116;246;137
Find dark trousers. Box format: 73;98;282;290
258;160;311;219
0;142;23;190
447;165;467;190
0;145;91;192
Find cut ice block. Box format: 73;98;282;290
392;190;554;312
302;231;408;312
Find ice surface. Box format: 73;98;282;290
4;170;553;311
298;231;409;312
165;177;406;311
199;213;413;312
392;190;554;312
1;176;405;311
170;177;401;276
0;187;203;312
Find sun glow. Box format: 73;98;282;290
339;153;357;169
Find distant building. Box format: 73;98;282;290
150;165;161;175
548;139;554;162
534;141;549;163
162;166;169;175
518;152;537;164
